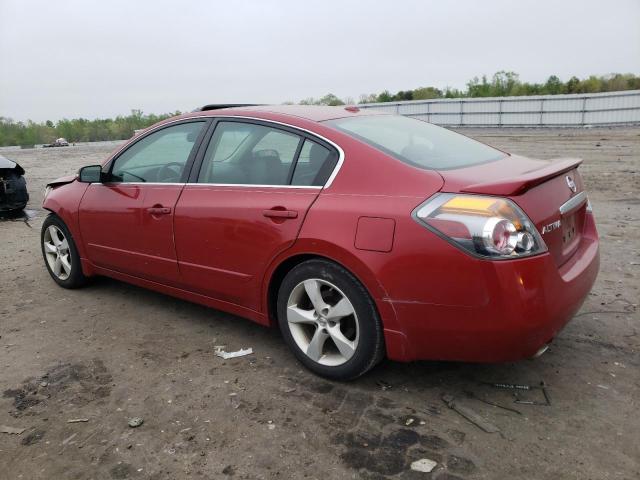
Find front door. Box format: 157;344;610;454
174;120;338;312
79;120;207;284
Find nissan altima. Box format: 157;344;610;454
41;105;599;379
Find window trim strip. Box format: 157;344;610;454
96;182;322;190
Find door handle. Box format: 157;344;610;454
263;209;298;219
147;206;172;215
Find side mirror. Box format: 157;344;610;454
78;165;103;183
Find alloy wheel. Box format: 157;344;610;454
43;225;72;280
286;278;359;366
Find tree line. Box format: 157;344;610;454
298;72;640;105
1;72;638;146
0;110;178;147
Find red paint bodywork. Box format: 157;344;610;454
43;106;599;363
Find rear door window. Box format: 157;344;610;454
291;139;338;186
197;122;303;185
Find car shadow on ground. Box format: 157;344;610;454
81;273;571;391
82;274;566;417
0;209;36;221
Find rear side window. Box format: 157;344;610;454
198;122;301;185
325;115;504;170
291;139;338;186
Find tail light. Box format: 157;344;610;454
413;193;547;259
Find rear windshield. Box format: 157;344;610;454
325;115;505;170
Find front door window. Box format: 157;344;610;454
111;122;205;183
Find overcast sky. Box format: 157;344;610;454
1;0;639;122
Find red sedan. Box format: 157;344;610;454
41;105;599;380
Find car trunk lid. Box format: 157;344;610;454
438;155;588;267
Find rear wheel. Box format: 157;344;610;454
277;259;384;380
41;214;87;288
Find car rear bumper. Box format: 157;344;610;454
385;213;600;362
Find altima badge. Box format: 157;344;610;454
566;175;577;193
541;219;561;234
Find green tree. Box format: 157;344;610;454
544;75;564;94
0;110;176;147
413;87;443;100
376;90;393;102
577;75;603;93
566;76;581;93
317;93;345;106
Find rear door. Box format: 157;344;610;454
173;119;338;312
79;120;208;284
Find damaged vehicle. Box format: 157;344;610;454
43;138;70;148
40;105;599;380
0;154;29;213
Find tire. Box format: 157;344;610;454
41;214;87;289
277;259;384;380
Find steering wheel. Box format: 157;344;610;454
117;170;146;182
156;162;184;182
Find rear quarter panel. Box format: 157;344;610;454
261;138;445;360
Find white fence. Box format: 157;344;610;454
357;90;640;127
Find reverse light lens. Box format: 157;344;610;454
517;231;535;252
414;193;547;259
482;217;517;255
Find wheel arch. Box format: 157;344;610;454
262;240;398;331
41;211;89;288
262;242;413;361
266;253;327;327
42;182;93;276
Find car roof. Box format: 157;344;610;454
187;104;388;123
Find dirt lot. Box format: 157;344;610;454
0;127;638;480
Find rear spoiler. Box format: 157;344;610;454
461;158;583;196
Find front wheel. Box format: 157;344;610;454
277;259;384;380
41;214;87;289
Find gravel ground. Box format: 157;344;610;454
0;127;638;480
